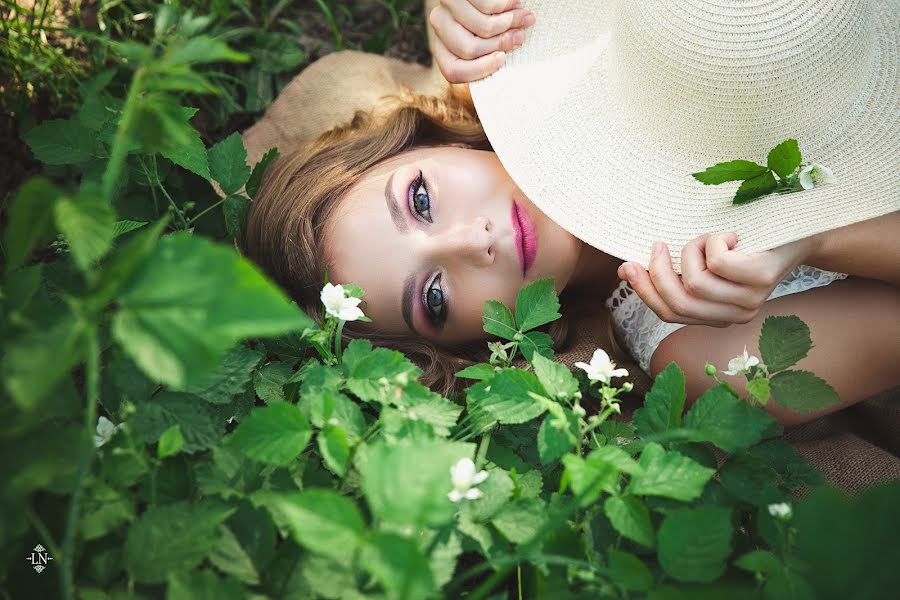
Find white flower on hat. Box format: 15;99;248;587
320;282;364;321
447;457;489;503
767;502;793;520
575;348;629;384
798;162;836;190
94;416;125;448
722;345;760;376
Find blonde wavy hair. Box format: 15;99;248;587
244;84;618;397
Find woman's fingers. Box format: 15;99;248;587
442;0;534;39
680;234;764;310
430;31;507;83
622;260;732;327
704;232;777;288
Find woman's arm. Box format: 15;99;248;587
806;211;900;288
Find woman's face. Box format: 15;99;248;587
326;146;585;346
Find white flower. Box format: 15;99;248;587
320;282;364;321
574;348;629;384
94;416;124;448
447;457;489;503
767;502;793;520
798;162;836;190
722;345;760;376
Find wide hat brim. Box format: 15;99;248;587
470;0;900;272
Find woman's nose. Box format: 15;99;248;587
427;216;494;266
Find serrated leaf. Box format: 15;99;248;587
360;532;435;600
658;507;733;583
112;232;312;390
476;369;547;424
770;370;841;413
537;411;577;465
628;443;714;501
491;497;547;544
167;35;250;65
748;440;825;488
455;363;496;381
758;315;812;373
608;549;653;592
246;147;279;199
157;424;184;458
159;124;211;180
563;446;642;507
23;118;96;165
124;500;236;583
515;278;561;332
692;160;769;184
519;330;555;362
53;187;116;272
460;467;513;522
767;139;802;179
227;401;312;465
209;132;251;194
318;427;350;476
530;353;578;400
482;300;517;340
683;384;775;453
604;495;655;548
132;391;223;453
208;526;260;585
113;220;149;237
633;362;686;438
718;453;782;506
398;382;463;437
734;170;778;204
254;361;294;403
184;345;265;404
256;489;365;561
224;194;251;241
4;177;59;272
746;377;771;406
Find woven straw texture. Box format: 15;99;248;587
469;0;900;272
226;2;898;494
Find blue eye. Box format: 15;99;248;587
423;273;447;325
409;170;432;223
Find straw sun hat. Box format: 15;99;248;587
469;0;900;272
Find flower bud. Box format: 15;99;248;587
621;382;634;393
704;363;717;377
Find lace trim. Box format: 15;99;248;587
605;265;849;375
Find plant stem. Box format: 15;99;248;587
24;505;62;563
101;68;143;203
152;155;189;229
474;432;491;468
334;319;346;363
187;197;226;225
61;326;100;600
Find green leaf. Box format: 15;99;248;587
246;147;280;199
157;424;184;458
184;345;265;404
90;218;169;307
770;370;841;413
254;362;294;403
223;194;251;241
167;35;250;65
605;495;656;548
209;505;275;585
23;118;96;165
477;369;547;424
360;440;474;528
124;500;236;583
733;170;778;205
746;377;771;406
53;186;116;272
759;315;813;373
209;132;251;195
133;392;223;453
166;570;244;600
608;549;653;592
318;427;350;476
460;467;514;522
628;443;714;501
113;220;149;237
515;278;561;332
482;300;517;340
519;330;555;362
563;446;642;507
718;453;782;506
531;353;578;400
4;177;59;272
692;160;769;184
299;387;365;440
734;549;782;574
344;347;421;402
360;532;435;600
767;139;802;179
455;363;496;381
537;411;577;465
255;489;365;561
748;440;825;488
80;481;136;541
160;125;211;180
682;384;775;453
398;382;463;437
227;401;312;465
632;362;686;438
112;233;312;390
491;497;547;544
657;506;733;583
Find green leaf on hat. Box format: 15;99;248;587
692;160;768;184
767;139;802;179
734;170;778;204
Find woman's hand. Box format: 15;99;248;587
429;0;536;83
617;233;821;327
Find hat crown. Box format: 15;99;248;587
608;0;876;158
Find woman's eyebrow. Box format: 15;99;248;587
385;171;408;233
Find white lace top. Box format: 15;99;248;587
605;265;849;375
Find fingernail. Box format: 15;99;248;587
623;264;635;281
651;241;664;258
523;13;536;27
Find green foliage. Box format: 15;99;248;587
0;5;882;599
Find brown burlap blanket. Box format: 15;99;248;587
223;4;899;494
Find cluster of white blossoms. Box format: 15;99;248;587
94;416;125;448
722;345;761;376
320;283;365;321
448;457;489;503
575;348;629;384
767;502;793;520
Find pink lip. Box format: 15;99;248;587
511;200;538;276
